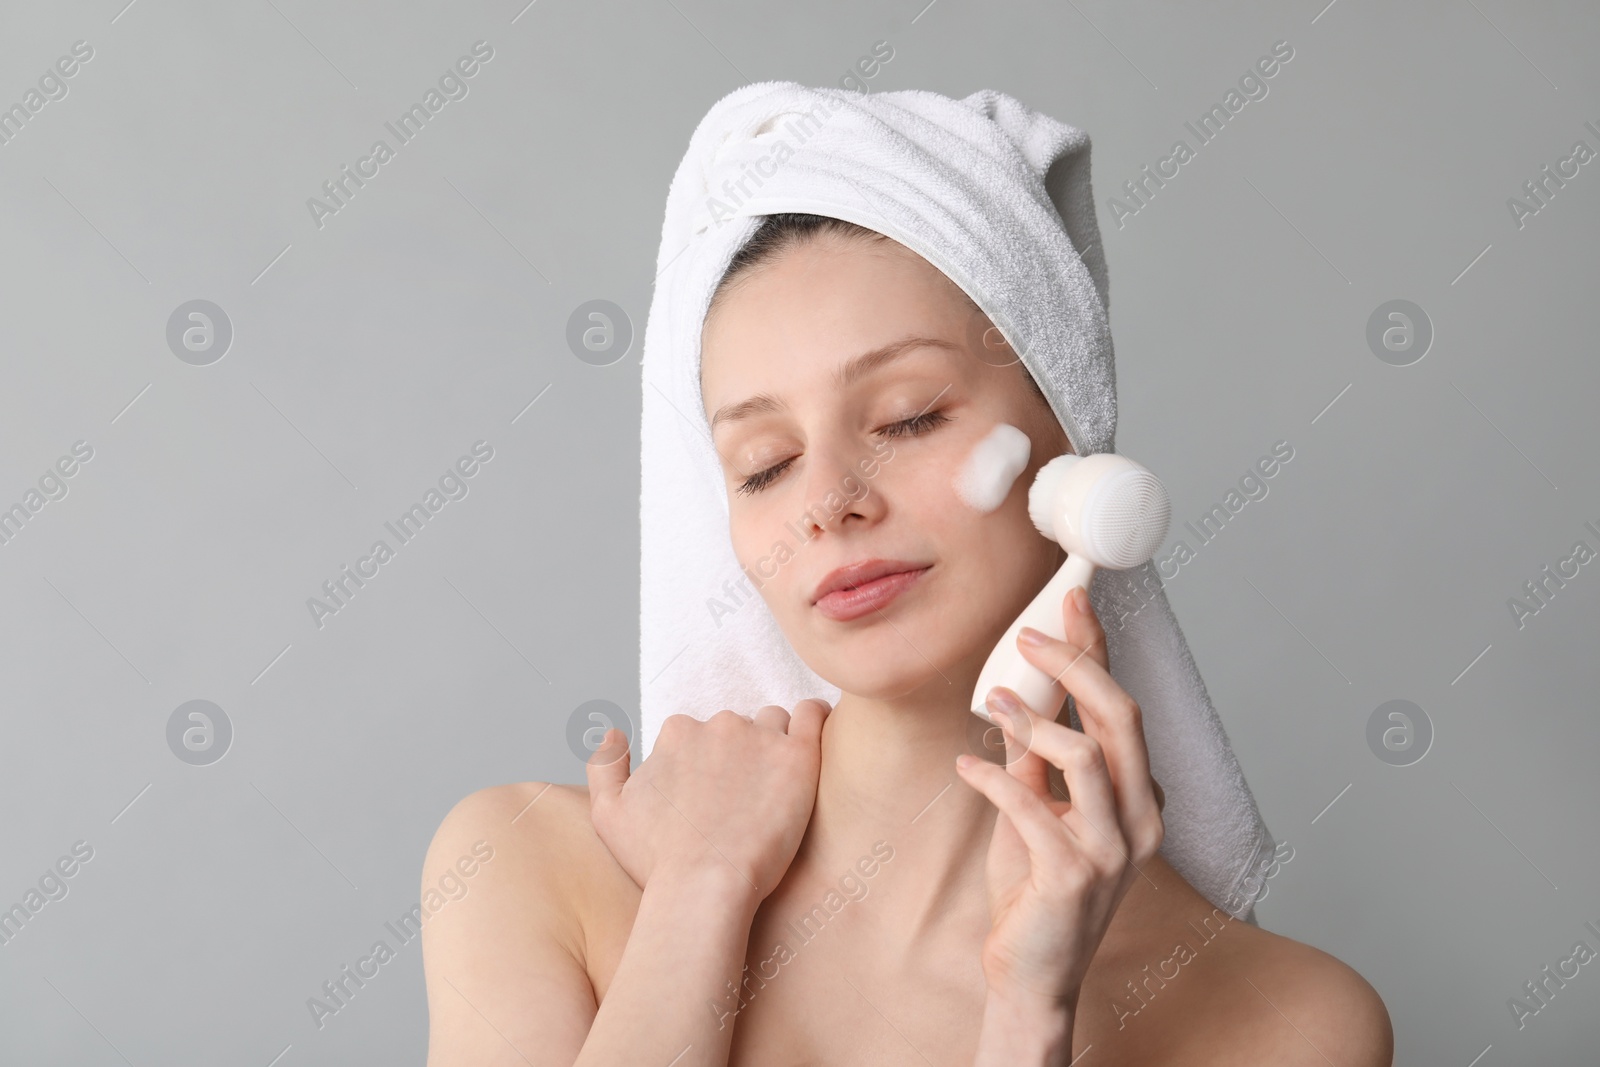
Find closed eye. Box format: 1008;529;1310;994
735;410;952;495
878;410;950;440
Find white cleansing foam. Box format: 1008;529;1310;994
953;423;1032;513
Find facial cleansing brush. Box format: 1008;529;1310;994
971;452;1172;723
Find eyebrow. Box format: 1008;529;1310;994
708;335;962;430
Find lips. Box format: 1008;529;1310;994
812;559;932;622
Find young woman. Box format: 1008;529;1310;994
420;214;1393;1066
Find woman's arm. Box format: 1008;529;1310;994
973;987;1075;1066
420;783;763;1067
580;862;762;1065
424;702;829;1066
958;585;1167;1067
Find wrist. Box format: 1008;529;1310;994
974;985;1076;1067
647;859;764;915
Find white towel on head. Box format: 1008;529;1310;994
638;81;1278;922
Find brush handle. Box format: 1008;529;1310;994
970;553;1098;722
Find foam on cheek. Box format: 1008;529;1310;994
953;423;1032;513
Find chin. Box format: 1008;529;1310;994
807;621;985;702
822;665;951;703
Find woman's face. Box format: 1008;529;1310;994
700;232;1073;703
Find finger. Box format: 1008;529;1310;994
584;728;631;804
955;755;1074;870
994;694;1124;860
787;698;832;744
985;688;1051;796
1016;629;1162;843
752;704;792;732
1062;584;1110;672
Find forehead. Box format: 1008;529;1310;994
699;235;973;399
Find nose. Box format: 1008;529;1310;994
793;440;887;537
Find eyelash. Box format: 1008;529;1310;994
735;410;952;496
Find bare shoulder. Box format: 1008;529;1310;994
1088;856;1392;1067
423;780;602;904
419;782;620;1066
1188;915;1394;1066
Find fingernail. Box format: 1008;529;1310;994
956;754;975;769
1072;586;1089;613
1018;626;1047;646
987;687;1021;717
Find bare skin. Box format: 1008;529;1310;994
420;233;1393;1065
424;779;1387;1066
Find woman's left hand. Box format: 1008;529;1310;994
954;583;1167;1014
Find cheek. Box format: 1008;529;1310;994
895;441;1044;591
924;439;1058;604
728;513;785;579
897;420;1028;517
725;502;817;616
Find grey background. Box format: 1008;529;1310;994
1;0;1596;1062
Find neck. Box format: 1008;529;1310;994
783;542;1071;950
791;667;1005;951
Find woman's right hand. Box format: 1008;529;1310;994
585;700;831;901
